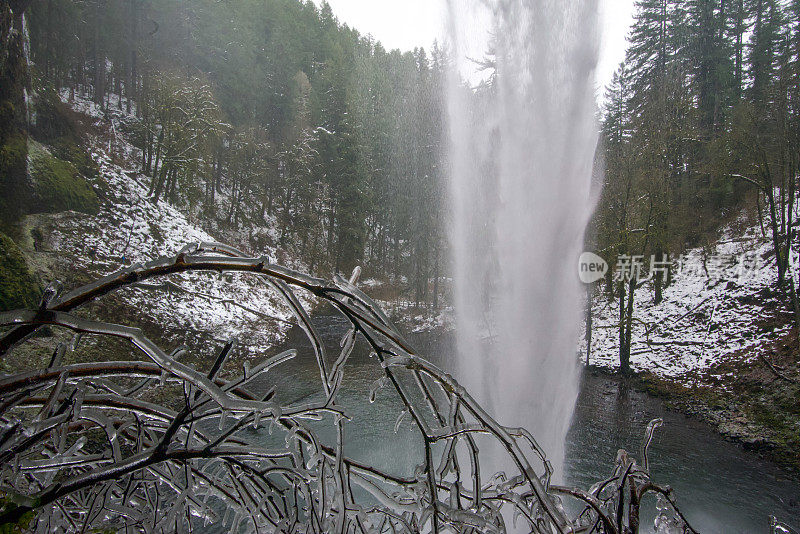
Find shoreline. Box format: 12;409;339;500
584;364;800;474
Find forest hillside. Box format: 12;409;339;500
0;1;799;532
0;0;798;469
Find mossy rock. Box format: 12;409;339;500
30;89;77;143
31;90;99;179
28;141;99;215
0;232;40;312
0;491;37;534
50;136;99;179
0;133;32;224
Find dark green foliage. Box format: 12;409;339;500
28;142;99;215
50;137;99;180
0;507;35;534
330;127;368;274
598;0;800;264
30;89;78;142
0;232;40;312
0;134;31;225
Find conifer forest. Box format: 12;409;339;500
0;0;799;532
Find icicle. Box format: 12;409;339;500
178;243;199;256
381;355;409;368
39;281;62;309
285;428;298;447
394;410;407;433
160;370;168;386
69;333;83;352
348;266;362;286
306;452;320;470
771;517;793;534
218;411;227;431
369;376;388;403
48;344;66;370
252;410;261;430
66;436;87;455
340;327;355;348
295;412;322;421
71;383;86;419
653;494;684;534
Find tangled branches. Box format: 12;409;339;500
0;242;695;533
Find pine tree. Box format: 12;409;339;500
748;0;781;106
687;0;734;131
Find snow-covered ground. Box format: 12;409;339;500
381;299;454;334
583;208;798;381
360;276;454;334
36;91;313;354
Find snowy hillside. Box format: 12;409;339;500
24;92;312;355
584;207;798;382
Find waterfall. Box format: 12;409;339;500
445;0;601;477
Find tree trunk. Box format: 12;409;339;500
127;0;139;114
618;277;635;375
151;128;164;179
624;276;636;373
151;163;169;203
734;0;744;101
654;251;663;305
764;174;786;286
93;1;106;107
618;280;629;374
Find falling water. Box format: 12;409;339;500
445;0;601;476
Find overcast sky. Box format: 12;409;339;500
310;0;636;96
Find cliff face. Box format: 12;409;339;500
3;90;310;375
0;2;33;225
0;2;41;310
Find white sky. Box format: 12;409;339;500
311;0;636;96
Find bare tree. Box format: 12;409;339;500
0;242;704;533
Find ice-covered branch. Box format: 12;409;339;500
0;242;696;533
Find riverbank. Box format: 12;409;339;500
585;360;800;473
581;197;800;470
393;301;800;477
567;371;800;533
